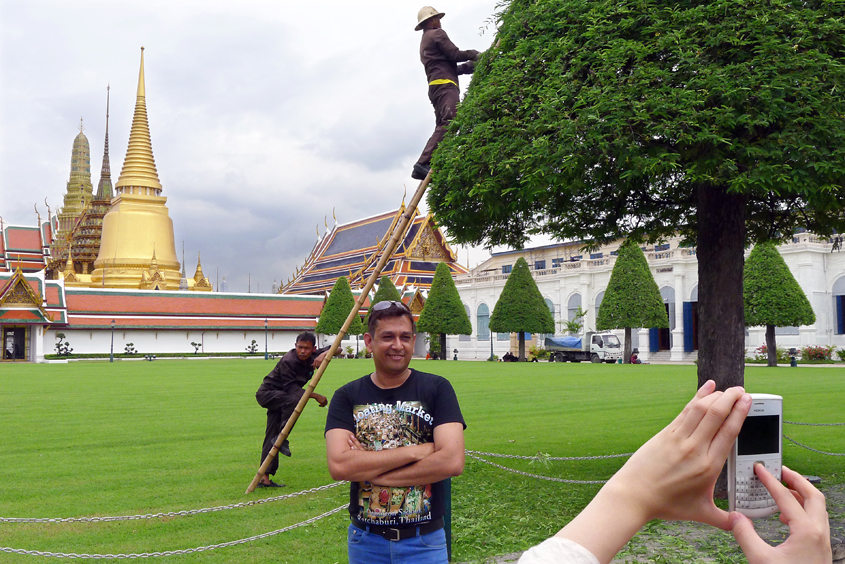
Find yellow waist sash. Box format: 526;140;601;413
429;79;457;86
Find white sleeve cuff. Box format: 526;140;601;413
517;536;601;564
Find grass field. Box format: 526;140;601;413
0;359;842;563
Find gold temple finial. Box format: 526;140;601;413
115;46;162;191
138;47;145;98
402;185;407;205
332;207;336;223
44;199;51;221
34;204;41;226
324;215;328;229
316;224;319;237
78;117;84;133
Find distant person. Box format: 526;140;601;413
631;353;642;364
517;381;832;564
411;6;480;180
325;300;465;564
254;332;329;488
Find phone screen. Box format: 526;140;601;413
737;414;780;456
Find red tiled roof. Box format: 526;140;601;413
65;290;323;317
0;309;45;322
68;316;316;330
5;227;43;252
62;289;323;331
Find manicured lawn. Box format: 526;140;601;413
0;360;842;562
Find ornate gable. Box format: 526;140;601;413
408;289;426;315
0;267;52;322
405;214;455;261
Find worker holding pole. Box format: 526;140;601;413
254;332;329;488
411;6;480;180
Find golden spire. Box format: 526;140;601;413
115;46;162;192
194;252;205;281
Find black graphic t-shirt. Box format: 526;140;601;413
325;369;465;526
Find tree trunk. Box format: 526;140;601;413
624;327;632;364
518;331;526;361
440;333;447;360
697;185;746;500
766;324;777;367
696;184;746;392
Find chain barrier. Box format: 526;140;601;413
783;435;845;456
0;504;347;559
466;449;632;461
0;482;344;524
467;452;609;484
784;420;845;427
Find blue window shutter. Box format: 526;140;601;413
837;296;844;335
649;328;659;353
683;302;694;352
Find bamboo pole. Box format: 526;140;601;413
245;170;433;493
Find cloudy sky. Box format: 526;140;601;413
0;0;518;293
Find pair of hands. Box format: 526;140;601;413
606;380;831;564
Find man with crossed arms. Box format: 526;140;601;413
325;300;465;564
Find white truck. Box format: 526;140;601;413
545;332;622;363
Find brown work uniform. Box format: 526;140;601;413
255;345;329;477
415;28;478;168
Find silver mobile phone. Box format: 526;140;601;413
728;393;783;519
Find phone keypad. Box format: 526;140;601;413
736;469;778;510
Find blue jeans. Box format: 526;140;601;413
347;523;448;564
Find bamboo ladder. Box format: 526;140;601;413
245;170;433;493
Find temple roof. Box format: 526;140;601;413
63;288;322;330
0;269;67;324
1;221;52;273
280;207;467;295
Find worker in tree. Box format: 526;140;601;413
411;6;480;181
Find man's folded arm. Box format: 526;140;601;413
325;428;434;482
369;422;464;487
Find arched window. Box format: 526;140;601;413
567;294;582;321
460;304;472;341
595;291;605;315
477;303;490;341
834;277;845;334
540;298;556;341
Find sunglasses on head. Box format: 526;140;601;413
372;300;410;312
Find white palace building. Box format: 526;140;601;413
449;233;845;362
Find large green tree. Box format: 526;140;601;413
744;241;816;367
315;276;364;337
596;240;669;363
489;257;555;360
364;276;404;326
417;262;472;359
430;0;845;389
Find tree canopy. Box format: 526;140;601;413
744;241;815;366
431;0;845;249
417;263;472;357
429;0;845;387
489;257;555;359
596;240;668;362
315;276;364;336
365;276;404;324
597;241;668;330
744;242;816;329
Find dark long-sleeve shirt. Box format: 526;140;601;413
420;28;477;85
257;345;330;403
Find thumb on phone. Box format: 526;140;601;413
729;512;770;563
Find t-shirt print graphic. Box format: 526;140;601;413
353;401;434;524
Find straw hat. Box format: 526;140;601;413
415;6;445;31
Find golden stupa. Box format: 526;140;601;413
91;47;181;289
